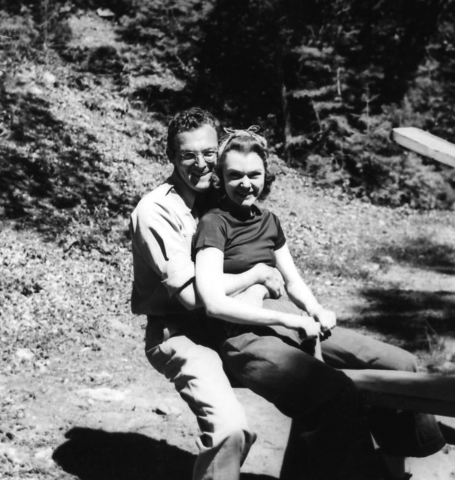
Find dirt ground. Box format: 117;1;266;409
1;219;455;480
1;306;455;480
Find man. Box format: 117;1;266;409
131;107;445;480
130;107;284;480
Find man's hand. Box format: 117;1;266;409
253;264;285;299
234;284;268;308
313;308;337;337
283;314;321;339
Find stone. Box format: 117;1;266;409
42;71;57;87
77;387;129;402
15;348;34;361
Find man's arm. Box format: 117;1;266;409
132;197;284;312
175;263;285;310
194;246;321;337
225;263;285;298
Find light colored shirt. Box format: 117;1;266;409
130;178;197;316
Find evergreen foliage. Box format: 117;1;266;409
1;0;455;209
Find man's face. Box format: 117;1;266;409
170;124;218;193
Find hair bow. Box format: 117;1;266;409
218;125;268;157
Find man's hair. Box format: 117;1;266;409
166;107;218;159
212;135;275;200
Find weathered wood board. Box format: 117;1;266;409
393;127;455;168
344;369;455;417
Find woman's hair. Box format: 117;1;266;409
212;134;275;200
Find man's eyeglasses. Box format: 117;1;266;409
180;149;218;165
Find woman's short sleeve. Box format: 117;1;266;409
273;213;286;250
192;213;227;255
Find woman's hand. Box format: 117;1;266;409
283;314;321;339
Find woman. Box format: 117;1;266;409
193;127;335;346
193;127;445;480
192;127;381;480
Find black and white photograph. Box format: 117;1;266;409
1;1;454;479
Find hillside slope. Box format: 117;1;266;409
1;9;455;480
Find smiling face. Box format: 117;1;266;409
170;124;218;193
223;150;265;212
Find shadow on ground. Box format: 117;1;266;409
53;427;275;480
376;237;455;276
0;91;139;242
352;288;455;351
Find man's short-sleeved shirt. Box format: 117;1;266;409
130;178;197;316
192;205;286;274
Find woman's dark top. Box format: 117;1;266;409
192;204;286;274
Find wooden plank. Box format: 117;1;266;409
343;369;455;417
392;127;455;168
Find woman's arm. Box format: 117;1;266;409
195;246;321;337
275;243;336;333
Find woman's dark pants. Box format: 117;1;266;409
219;328;380;480
209;298;445;480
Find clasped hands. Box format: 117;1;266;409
255;264;336;341
310;307;336;341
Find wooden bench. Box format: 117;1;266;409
344;369;455;417
348;127;455;419
392;127;455;168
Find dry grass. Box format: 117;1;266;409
1;5;454;373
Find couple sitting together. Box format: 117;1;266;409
130;107;445;480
